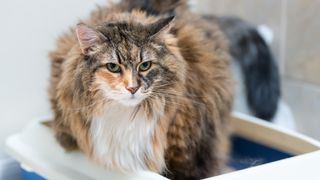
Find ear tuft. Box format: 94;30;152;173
148;15;175;38
76;23;104;55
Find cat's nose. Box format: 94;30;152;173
126;86;139;94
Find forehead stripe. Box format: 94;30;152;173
116;50;129;64
139;48;144;62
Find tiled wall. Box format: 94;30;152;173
193;0;320;140
193;0;285;71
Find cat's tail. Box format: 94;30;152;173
122;0;188;15
217;16;281;121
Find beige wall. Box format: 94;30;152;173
194;0;320;140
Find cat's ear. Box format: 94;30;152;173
76;23;105;55
147;16;175;38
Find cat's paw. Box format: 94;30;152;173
55;132;79;152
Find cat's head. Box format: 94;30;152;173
75;15;185;107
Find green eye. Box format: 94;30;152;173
106;63;121;73
139;61;152;72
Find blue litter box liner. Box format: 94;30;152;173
229;136;292;170
20;135;293;179
21;169;45;180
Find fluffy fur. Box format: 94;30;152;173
205;16;295;130
49;0;233;179
90;102;163;172
205;16;281;121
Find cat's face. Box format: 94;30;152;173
76;16;183;107
94;43;170;106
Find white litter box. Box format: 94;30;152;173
5;112;320;180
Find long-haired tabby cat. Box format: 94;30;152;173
49;0;233;179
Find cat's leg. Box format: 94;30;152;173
164;137;228;180
53;121;79;151
164;109;230;179
55;131;79;151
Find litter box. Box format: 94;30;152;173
5;112;320;180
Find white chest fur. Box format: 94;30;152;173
90;103;159;172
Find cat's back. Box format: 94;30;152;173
173;10;232;103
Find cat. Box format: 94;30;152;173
204;16;296;130
48;0;233;179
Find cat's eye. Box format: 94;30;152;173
139;61;152;72
106;63;121;73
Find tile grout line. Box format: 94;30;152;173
283;75;320;92
280;0;288;76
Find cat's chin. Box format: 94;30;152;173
116;97;145;107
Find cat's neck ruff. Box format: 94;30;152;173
90;101;163;172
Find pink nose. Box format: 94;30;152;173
126;86;139;94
